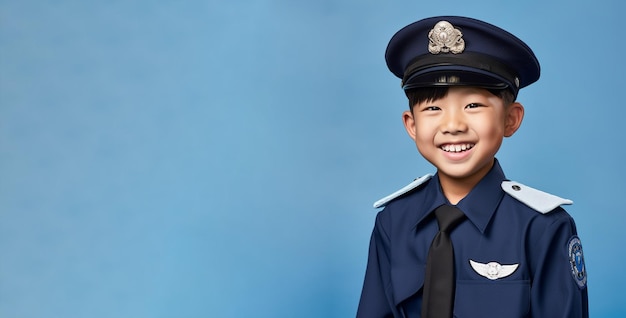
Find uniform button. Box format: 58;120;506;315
512;185;521;191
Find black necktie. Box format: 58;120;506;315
421;205;466;318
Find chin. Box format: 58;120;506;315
438;160;494;180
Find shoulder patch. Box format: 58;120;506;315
568;235;587;289
501;181;573;214
373;174;433;209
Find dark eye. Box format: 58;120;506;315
424;106;441;111
466;103;482;109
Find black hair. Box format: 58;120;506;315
405;87;515;112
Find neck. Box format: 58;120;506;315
438;160;494;205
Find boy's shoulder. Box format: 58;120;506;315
500;180;573;214
373;174;433;209
373;175;573;214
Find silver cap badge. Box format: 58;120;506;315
428;21;465;54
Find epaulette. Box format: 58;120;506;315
501;181;573;214
373;174;433;208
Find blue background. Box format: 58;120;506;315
1;0;624;317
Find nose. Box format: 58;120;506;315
441;109;467;134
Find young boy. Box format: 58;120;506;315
357;16;588;317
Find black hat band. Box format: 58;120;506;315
401;52;519;92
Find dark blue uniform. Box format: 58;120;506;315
357;161;588;317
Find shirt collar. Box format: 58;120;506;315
415;159;506;233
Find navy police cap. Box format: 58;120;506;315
386;16;540;97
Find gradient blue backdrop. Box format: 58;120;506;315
1;0;624;317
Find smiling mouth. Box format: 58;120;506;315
440;143;475;153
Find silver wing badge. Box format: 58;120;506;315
469;260;519;280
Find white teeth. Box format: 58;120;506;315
441;144;474;153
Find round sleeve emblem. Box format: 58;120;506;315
567;236;587;289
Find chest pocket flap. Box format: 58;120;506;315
391;263;425;306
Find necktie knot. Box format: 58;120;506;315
434;205;465;233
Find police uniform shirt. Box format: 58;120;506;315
357;160;588;317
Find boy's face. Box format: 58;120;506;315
402;87;524;187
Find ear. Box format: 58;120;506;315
504;102;524;137
402;110;417;140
